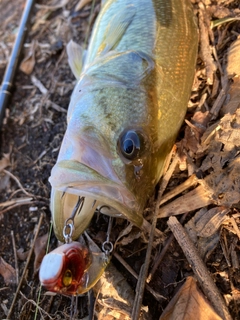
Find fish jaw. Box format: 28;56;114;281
49;160;142;242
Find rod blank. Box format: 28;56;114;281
0;0;35;128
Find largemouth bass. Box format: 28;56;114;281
50;0;198;242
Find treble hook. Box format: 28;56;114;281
63;196;85;243
102;216;114;255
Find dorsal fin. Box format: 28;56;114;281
97;5;136;56
66;40;84;79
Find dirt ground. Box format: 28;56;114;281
0;0;240;319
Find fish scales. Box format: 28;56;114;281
49;0;198;241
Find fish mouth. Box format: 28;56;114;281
49;160;143;242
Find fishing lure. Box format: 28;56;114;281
40;203;113;295
39;240;109;295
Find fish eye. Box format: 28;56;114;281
63;269;72;287
118;130;144;161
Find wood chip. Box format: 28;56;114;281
75;0;92;12
31;75;48;95
158;184;213;218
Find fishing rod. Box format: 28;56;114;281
0;0;35;128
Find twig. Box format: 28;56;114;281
3;169;33;197
11;230;19;284
167;216;232;320
7;212;44;319
113;252;166;302
131;154;179;319
147;212;188;283
158;153;180;199
34;220;53;320
131;197;158;319
210;81;229;120
31;75;48;95
198;2;216;85
220;230;231;267
0;198;33;215
0;197;33;208
20;291;54;320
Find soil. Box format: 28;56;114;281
0;0;240;319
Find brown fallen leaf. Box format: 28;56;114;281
0;257;16;285
221;78;240;115
159;276;222;320
115;223;142;247
226;35;240;77
82;232;149;320
0;153;10;171
0;153;11;192
181;111;211;155
17;248;30;261
94;263;149;320
19;41;37;75
34;233;48;274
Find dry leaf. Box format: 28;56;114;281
0;153;10;171
0;257;16;285
0;153;11;192
220;36;240;115
182;111;211;154
94;263;149;320
227;36;240;77
19;41;37;75
17;248;30;261
116;228;141;246
159;110;240;217
159;277;222;320
34;233;48;274
115;223;134;245
221;78;240;115
0;173;10;193
19;52;35;75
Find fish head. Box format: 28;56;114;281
49;71;170;242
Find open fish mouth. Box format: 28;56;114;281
49;160;143;242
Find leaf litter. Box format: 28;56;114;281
159;276;222;320
0;0;240;319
